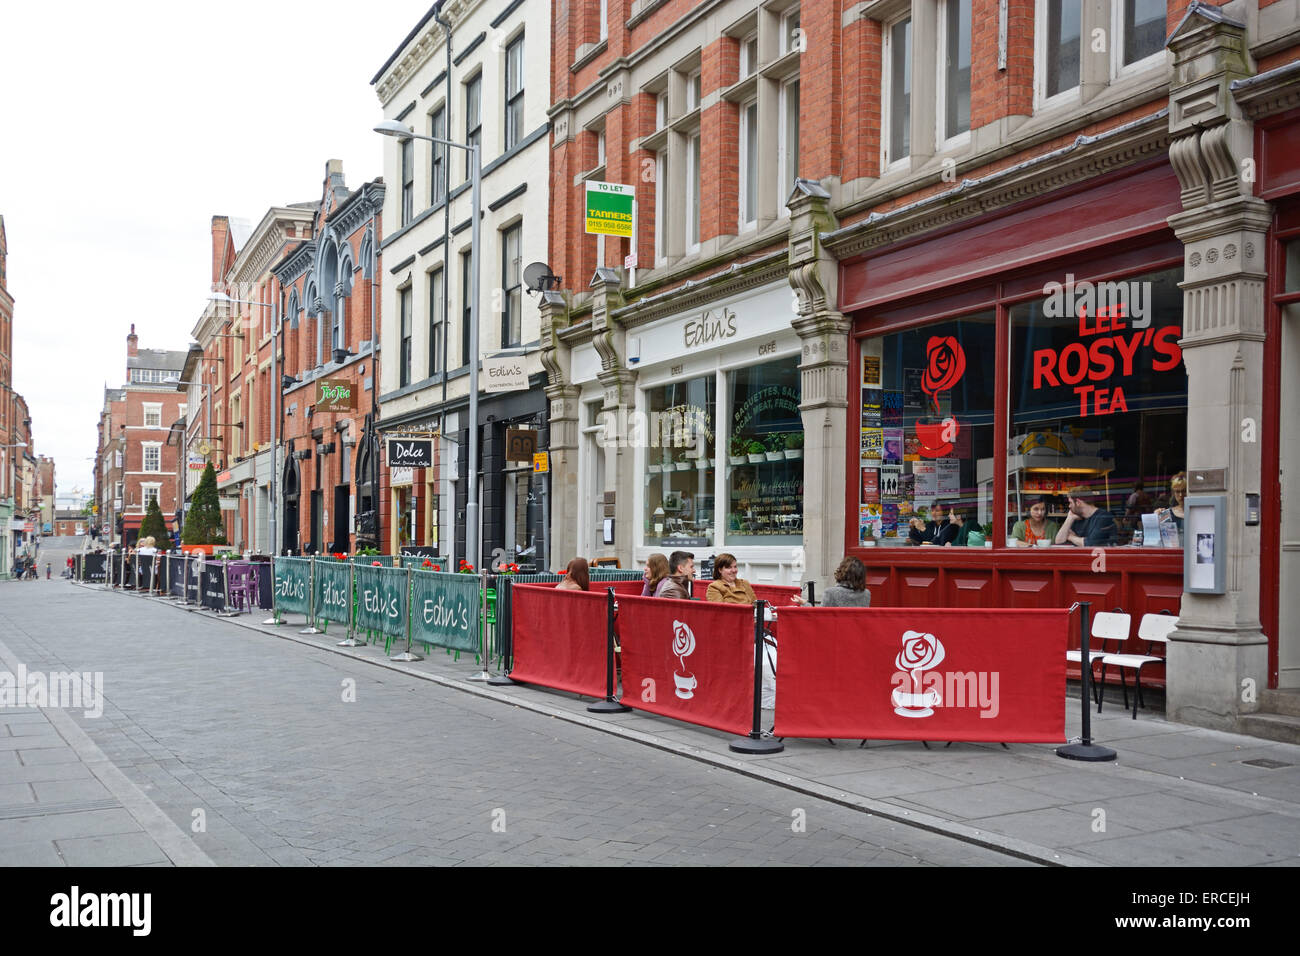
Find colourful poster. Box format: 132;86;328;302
903;431;922;462
881;464;902;500
862;354;881;388
860;505;882;542
882;502;899;538
914;461;940;499
882;391;904;426
861;427;883;460
937;458;961;496
883;428;903;463
861;389;882;427
860;467;880;504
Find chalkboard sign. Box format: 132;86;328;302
201;564;226;610
82;553;107;583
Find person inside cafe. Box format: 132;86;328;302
908;500;952;546
705;552;757;604
1156;471;1187;536
942;505;978;547
1010;497;1059;547
1055;486;1117;547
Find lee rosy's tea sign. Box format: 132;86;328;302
315;379;356;411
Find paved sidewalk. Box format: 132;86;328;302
72;582;1297;868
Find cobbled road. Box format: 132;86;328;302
1;560;1028;866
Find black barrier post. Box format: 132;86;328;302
730;600;784;754
262;559;281;625
1056;601;1117;762
216;562;238;616
589;587;632;713
390;566;424;662
806;580;817;607
487;574;516;686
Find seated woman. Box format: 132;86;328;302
908;501;949;546
641;553;669;596
1010;497;1059;547
705;552;757;604
942;505;975;547
822;556;872;607
1155;471;1186;541
555;557;590;591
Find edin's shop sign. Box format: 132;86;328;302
316;379;356;411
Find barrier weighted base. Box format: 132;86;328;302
1056;742;1117;762
729;734;784;755
587;699;631;713
487;674;517;686
390;650;424;662
336;637;364;647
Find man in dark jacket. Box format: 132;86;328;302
656;551;696;600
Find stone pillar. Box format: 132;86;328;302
787;179;848;591
1164;8;1269;729
539;289;579;570
589;267;638;568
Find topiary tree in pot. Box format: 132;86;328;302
181;463;227;548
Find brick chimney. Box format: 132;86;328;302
211;215;230;287
127;323;138;357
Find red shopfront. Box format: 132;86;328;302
839;160;1188;643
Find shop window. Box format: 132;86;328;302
857;312;995;546
728;358;803;545
644;375;716;550
1007;267;1186;547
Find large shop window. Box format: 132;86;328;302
1008;267;1186;547
642;358;804;550
858;313;995;546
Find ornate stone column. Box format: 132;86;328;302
539;289;579;570
1164;7;1269;730
590;268;638;568
787;180;849;592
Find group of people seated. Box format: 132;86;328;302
552;550;872;607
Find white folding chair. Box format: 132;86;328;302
1099;611;1178;718
1067;609;1130;706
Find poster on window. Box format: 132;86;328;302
883;428;903;462
861;389;882;427
881;502;899;538
880;464;902;500
861;428;883;460
903;368;924;408
882;391;904;426
936;459;961;497
914;461;939;499
860;505;881;542
862;353;881;388
861;467;879;504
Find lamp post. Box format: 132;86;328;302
375;118;483;572
210;292;281;555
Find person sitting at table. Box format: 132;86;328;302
942;505;979;547
823;555;872;606
706;552;757;604
1155;471;1186;538
555;557;590;591
655;551;695;600
1055;486;1117;547
1010;497;1059;547
908;501;950;546
641;553;669;596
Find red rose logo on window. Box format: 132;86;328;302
921;336;966;415
914;336;966;458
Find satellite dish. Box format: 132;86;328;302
523;262;560;294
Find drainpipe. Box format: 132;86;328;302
435;0;454;564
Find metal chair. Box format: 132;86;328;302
226;562;259;613
1067;609;1130;706
1098;611;1178;718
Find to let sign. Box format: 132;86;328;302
585;181;634;238
387;439;434;468
316;378;356;411
483;355;528;393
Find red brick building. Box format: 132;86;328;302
272;161;385;555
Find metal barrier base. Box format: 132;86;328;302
262;617;282;625
336;637;365;647
587;699;631;714
729;734;784;755
390;651;424;662
300;626;321;634
466;670;493;681
1056;742;1117;762
487;674;516;686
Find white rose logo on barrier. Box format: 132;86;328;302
891;630;946;717
672;620;698;699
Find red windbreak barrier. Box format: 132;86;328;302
509;585;609;698
689;579;801;605
774;608;1068;743
616;594;755;735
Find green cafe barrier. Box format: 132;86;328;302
354;564;408;650
410;568;481;654
313;558;353;628
273;557;313;620
351;555;396;567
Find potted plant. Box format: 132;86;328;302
747;439;766;464
765;433;786;462
729;435;748;466
784;431;804;459
180;463;227;556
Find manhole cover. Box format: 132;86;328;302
1241;758;1292;770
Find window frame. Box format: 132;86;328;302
1112;0;1167;77
504;33;525;151
142;442;162;474
686;132;702;251
739;99;759;230
427;267;444;378
399;285;413;388
142;403;163;428
460;249;474;368
882;13;913;172
936;0;972;150
501;222;523;349
401;137;415;226
429;104;447;206
141;483;161;511
464;71;483;181
1034;0;1083;109
778;76;800;215
654;150;668;266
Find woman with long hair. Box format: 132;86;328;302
556;557;590;591
642;553;670;596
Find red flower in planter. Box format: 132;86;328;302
371;561;382;566
422;559;433;568
333;552;346;560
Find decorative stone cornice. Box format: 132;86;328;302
609;252;789;328
274;240;317;285
1231;60;1300;121
374;0;467;106
589;269;625;372
538;290;572;388
822;110;1171;262
326;182;386;240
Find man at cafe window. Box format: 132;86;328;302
1055;487;1117;548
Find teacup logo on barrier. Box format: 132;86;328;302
671;620;698;699
888;630;1001;719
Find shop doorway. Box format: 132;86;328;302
1280;301;1299;688
332;485;350;553
310;490;322;554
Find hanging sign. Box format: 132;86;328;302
585;181;635;237
315;378;356;411
505;429;536;462
387;438;434;468
483;355;528;393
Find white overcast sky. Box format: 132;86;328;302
0;0;432;498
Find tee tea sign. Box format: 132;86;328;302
315;378;356;411
585;181;634;238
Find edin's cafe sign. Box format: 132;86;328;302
315;379;356;411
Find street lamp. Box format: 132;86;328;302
210;292;281;555
375;118;483;574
